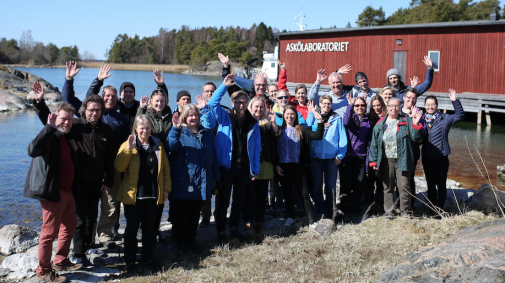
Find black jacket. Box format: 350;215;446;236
259;122;279;165
23;125;79;202
276;123;324;165
34;100;116;187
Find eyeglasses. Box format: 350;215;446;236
321;102;332;106
233;101;248;105
86;109;102;113
425;104;437;107
404;96;415;100
254;83;267;87
354;104;366;107
277;96;289;100
203;90;215;93
387;105;400;109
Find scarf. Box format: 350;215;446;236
425;111;440;128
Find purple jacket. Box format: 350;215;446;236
342;104;374;172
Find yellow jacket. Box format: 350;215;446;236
114;137;171;205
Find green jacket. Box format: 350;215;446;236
368;114;424;173
137;106;173;145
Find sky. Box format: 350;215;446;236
0;0;488;60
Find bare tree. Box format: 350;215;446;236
158;28;168;63
81;50;95;62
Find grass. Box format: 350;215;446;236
108;211;500;283
78;62;190;72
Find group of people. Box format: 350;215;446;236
24;52;465;282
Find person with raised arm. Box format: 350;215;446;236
62;62;129;249
306;94;347;224
243;97;279;234
24;102;83;283
422;89;465;213
275;102;325;227
31;82;116;266
368;98;424;219
386;56;434;102
339;94;373;223
115;115;171;273
207;74;262;242
308;69;349;117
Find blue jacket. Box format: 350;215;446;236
199;104;217;130
422;100;464;159
207;84;262;176
306;111;347;160
274;111;307;127
395;68;434;103
62;78;129;149
167;126;220;200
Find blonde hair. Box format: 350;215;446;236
319;94;333;105
379;86;397;98
132;114;153;136
248;97;269;126
274;90;289;110
148;90;168;110
179;104;200;128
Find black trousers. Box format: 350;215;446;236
364;166;384;208
216;166;249;233
124;199;157;264
171;199;204;246
278;163;315;223
423;155;450;209
73;179;102;256
244;179;269;223
339;156;366;214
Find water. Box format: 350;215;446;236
1;67;504;230
1;67;225;230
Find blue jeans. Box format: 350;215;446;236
310;158;338;218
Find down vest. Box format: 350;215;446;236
114;136;171;205
422;99;465;159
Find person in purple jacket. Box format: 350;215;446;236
339;94;374;223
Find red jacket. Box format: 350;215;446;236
278;69;309;119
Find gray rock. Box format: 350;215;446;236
0;244;38;279
497;165;505;185
0;224;39;255
377;219;505;282
314;219;335;236
0;89;29;111
467;183;505;215
0;267;10;277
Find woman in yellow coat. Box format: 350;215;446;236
115;114;171;273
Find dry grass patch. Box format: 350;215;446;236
114;211;500;282
79;62;190;72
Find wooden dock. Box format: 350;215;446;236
284;82;505;125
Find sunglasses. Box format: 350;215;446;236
354;104;366;107
277;96;289;100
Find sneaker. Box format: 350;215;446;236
53;260;83;272
199;217;210;228
229;228;248;242
309;222;318;232
73;256;93;267
101;240;116;249
284;218;296;226
126;262;139;273
143;260;162;271
85;248;104;256
37;269;66;283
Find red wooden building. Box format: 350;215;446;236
275;19;505;95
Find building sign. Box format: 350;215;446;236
286;41;349;52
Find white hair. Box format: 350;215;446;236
328;72;343;83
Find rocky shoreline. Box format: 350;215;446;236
0;65;62;112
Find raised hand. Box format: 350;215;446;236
126;135;136;150
409;106;417;118
423;55;433;70
448;88;457;101
218;53;229;68
316;69;327;84
47;112;58;129
337;64;352;74
194;95;207;108
223;74;236;87
139;96;149;108
256;71;268;79
277;60;286;70
412;107;423;125
172;111;181;128
65;61;80;79
32;82;45;102
267;111;279;132
346;93;354;105
308;100;323;121
362;92;369;104
97;64;112;81
410;76;420;88
153;69;164;85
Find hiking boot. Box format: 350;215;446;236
199;217;210;228
217;232;228;243
101;240;116;249
189;242;202;254
143;260;162;271
126;262;139;273
73;256;93;267
85;248;104;257
229;228;248;242
254;222;266;233
53;260;83;272
37;269;66;283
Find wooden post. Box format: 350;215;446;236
477;110;482;125
484;104;492;125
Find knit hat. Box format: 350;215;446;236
355;72;368;83
177;90;191;102
120;82;135;94
386;69;401;81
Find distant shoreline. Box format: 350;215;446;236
4;63;191;73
